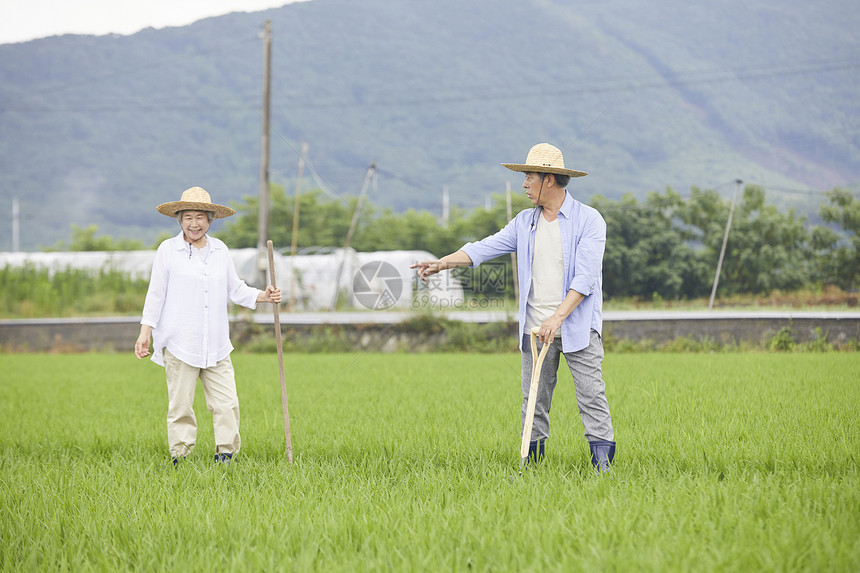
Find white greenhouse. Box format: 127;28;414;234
0;248;464;312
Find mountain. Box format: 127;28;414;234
1;0;858;250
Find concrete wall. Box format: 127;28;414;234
603;314;860;348
1;312;857;353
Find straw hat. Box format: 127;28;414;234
156;187;236;219
502;143;587;178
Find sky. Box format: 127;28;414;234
0;0;311;45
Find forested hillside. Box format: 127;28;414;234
1;0;857;250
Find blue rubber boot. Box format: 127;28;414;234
589;440;616;473
527;438;546;464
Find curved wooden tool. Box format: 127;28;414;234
520;326;550;461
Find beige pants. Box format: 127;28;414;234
163;348;241;458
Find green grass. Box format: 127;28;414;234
0;264;149;318
1;353;858;571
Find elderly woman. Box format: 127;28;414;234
134;186;281;466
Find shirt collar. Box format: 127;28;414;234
172;232;187;251
558;191;574;219
171;231;220;251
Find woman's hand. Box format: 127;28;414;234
134;325;153;359
258;286;282;304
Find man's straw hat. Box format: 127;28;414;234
502;143;587;178
156;187;236;219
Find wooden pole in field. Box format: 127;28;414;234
288;142;308;312
256;20;273;289
267;240;294;462
709;179;742;311
329;161;376;311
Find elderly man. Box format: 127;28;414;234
135;186;281;466
412;143;615;471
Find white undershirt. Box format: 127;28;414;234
526;212;564;335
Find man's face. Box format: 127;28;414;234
180;210;211;243
522;172;546;205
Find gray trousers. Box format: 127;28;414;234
521;330;614;443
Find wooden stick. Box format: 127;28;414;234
520;326;550;460
267;240;293;463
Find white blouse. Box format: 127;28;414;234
141;232;259;368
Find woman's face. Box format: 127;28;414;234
180;210;211;243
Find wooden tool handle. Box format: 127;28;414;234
267;240;293;463
520;326;551;459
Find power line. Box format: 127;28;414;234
759;186;852;196
0;100;259;113
266;119;389;244
267;57;860;110
4;56;858;114
375;167;438;195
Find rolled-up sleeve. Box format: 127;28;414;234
226;252;260;309
569;211;606;297
461;217;519;266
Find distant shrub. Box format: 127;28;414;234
0;263;148;318
769;326;797;352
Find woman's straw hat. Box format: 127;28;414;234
502;143;587;178
156;187;236;219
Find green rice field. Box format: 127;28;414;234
1;352;858;571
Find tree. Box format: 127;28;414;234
708;186;811;295
593;189;707;300
214;180;844;301
46;224;145;251
813;189;860;290
218;185;354;250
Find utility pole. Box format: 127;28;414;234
441;186;450;227
12;197;20;252
506;182;518;302
343;162;376;258
708;179;743;311
288;142;308;312
256;20;272;288
330;162;377;311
